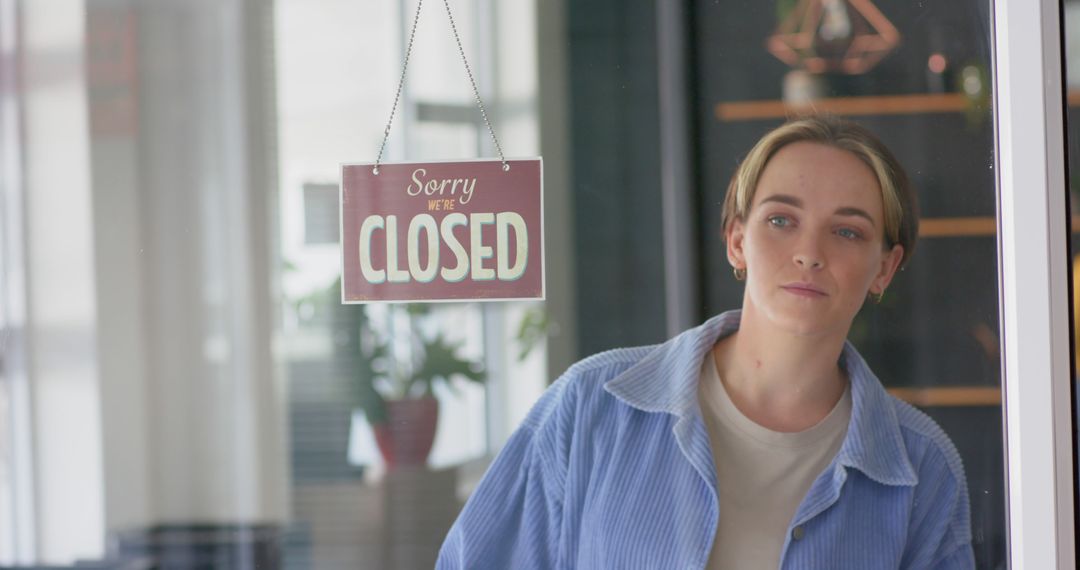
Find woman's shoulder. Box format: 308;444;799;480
844;341;967;486
887;395;968;484
562;344;658;381
884;394;974;556
518;344;660;432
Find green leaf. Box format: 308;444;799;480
405;302;432;317
352;335;390;424
356;376;388;425
410;334;486;394
776;0;799;23
514;306;548;361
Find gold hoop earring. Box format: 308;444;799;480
733;267;746;281
869;290;885;304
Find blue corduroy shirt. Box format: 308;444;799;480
437;310;975;569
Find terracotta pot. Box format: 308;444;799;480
373;396;439;469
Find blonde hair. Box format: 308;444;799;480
721;116;919;267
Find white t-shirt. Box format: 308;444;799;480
698;354;852;569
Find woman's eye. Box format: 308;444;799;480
837;228;862;240
767;215;790;228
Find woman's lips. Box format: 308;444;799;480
781;283;827;297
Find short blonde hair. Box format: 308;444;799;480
721;116;919;267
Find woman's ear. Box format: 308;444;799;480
726;218;747;271
870;244;904;294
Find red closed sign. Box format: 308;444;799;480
340;158;544;303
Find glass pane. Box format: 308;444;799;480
276;0;545;567
0;0;1006;568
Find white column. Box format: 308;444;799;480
21;0;105;562
88;0;288;533
86;0;151;535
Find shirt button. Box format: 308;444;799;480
792;526;805;540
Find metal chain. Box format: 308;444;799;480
374;0;423;175
374;0;509;174
441;0;508;171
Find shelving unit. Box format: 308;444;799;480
713;94;1079;242
712;92;1013;409
696;7;1010;562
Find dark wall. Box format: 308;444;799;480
567;0;668;356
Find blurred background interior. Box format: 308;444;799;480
1;0;1078;568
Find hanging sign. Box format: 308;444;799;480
340;158;544;303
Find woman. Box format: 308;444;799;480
437;116;974;569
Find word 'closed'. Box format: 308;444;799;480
358;212;528;284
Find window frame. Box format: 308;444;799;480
993;0;1078;566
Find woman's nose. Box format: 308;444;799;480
794;253;823;269
793;242;825;269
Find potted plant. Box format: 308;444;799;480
349;303;486;469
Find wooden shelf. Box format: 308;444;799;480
715;93;970;122
715;89;1080;120
920;217;995;237
887;386;1001;407
919;216;1080;237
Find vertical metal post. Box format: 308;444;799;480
474;0;509;453
656;0;699;334
0;0;36;562
536;0;578;374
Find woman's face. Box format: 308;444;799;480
726;141;904;338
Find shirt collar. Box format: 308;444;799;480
603;309;918;487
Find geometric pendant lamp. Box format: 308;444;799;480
767;0;900;75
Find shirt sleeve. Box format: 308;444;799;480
436;379;571;570
902;442;975;570
928;544;975;570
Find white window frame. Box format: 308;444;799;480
0;0;37;563
994;0;1078;567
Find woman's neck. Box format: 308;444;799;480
711;303;849;432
